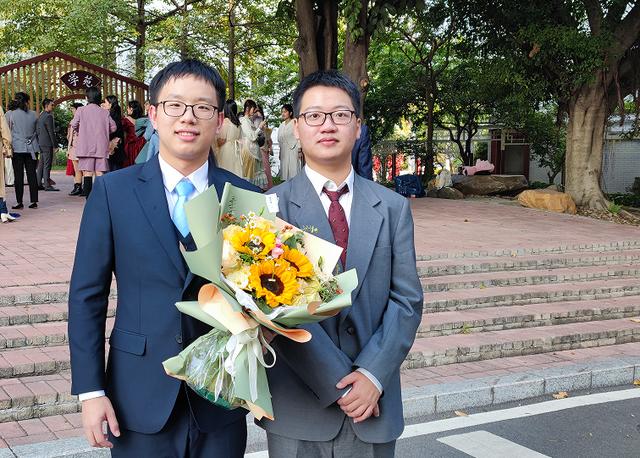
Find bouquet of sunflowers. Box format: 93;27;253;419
163;183;357;421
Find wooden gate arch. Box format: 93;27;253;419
0;51;148;113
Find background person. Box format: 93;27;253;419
103;95;125;171
67;102;84;196
277;103;300;180
122;100;146;167
239;99;266;188
9;92;40;209
0;105;16;222
71;87;116;197
36;98;58;191
215;99;242;176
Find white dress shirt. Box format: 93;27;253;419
79;157;210;402
304;165;383;395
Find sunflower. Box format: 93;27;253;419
249;259;298;307
281;247;314;278
229;227;276;259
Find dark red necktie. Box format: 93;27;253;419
323;185;350;268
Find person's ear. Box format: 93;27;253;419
293;118;300;140
149;104;159;130
215;110;224;134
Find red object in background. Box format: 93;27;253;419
66;159;75;176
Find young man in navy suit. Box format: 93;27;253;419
260;71;423;456
68;60;259;457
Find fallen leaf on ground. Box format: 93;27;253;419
630;318;640;323
454;410;468;417
552;391;569;399
633;379;640;386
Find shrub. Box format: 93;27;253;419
607;193;640;208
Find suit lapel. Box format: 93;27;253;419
340;174;382;325
135;155;188;281
287;173;335;247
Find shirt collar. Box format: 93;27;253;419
158;154;209;194
304;165;355;196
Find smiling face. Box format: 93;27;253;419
149;74;222;175
294;85;360;173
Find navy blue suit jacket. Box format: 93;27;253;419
68;154;260;434
351;124;373;180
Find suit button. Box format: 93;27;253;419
346;326;355;335
175;334;183;344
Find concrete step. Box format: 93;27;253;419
0;302;116;327
424;277;640;312
404;317;640;369
415;240;640;261
419;296;640;337
0;319;114;351
421;264;640;292
417;250;640;277
0;283;117;308
0;373;78;423
0;346;75;379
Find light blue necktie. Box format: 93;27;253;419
172;179;195;237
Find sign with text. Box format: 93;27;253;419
60;71;101;90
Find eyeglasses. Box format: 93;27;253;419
298;110;355;126
157;100;219;120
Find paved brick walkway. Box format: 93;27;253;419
0;171;639;452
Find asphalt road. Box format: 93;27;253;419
397;388;640;458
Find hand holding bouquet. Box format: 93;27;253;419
163;183;357;420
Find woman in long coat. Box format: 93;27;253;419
277;103;300;180
0;105;15;222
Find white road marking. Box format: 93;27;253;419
400;388;640;439
244;388;640;457
437;430;551;458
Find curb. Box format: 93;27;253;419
7;357;639;457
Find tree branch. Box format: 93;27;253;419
145;0;205;26
583;0;603;35
612;2;640;56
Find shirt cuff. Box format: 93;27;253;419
78;390;105;402
356;368;383;394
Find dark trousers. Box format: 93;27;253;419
108;388;247;458
37;146;53;186
12;154;38;204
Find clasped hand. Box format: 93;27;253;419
336;371;381;423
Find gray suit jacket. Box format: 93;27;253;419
258;172;423;443
36;111;56;148
7;109;39;154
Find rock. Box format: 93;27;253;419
517;189;577;214
426;187;464;199
453;175;528;196
436;170;453;189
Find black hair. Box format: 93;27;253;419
243;99;257;114
223;99;240;127
7;100;18;111
14;92;30;112
106;95;122;124
41;98;53;110
127;100;144;119
86;87;102;105
292;70;361;118
148;59;225;110
282;103;294;116
71;102;83;109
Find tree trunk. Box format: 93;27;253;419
178;1;189;59
318;0;338;70
565;74;609;210
295;0;320;77
424;83;436;179
343;0;370;114
228;0;236;100
134;0;146;81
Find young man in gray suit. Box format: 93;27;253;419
260;70;423;457
36;98;58;191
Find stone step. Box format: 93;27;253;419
417;250;640;277
424;277;640;312
0;283;116;307
421;264;640;292
0;373;78;423
404;317;640;369
0;346;73;379
419;296;640;337
415;240;640;261
0;302;116;326
0;319;114;351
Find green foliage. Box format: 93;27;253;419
54;149;67;167
607;193;640;208
522;109;566;184
529;181;550;190
608;202;622;214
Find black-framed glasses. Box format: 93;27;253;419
157;100;219;120
298;110;355;126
